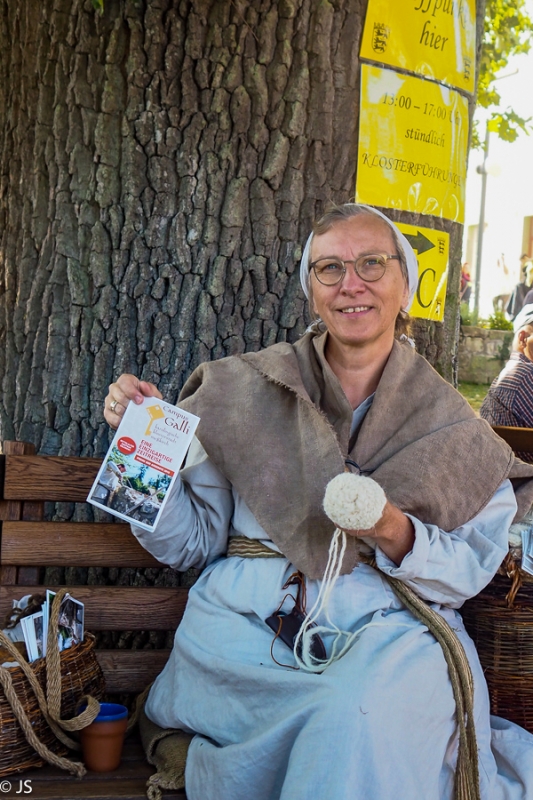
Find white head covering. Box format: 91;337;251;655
513;303;533;332
299;204;418;311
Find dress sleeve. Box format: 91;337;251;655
129;436;234;571
374;480;516;608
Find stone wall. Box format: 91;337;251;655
458;326;514;384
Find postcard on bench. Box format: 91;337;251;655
42;590;85;656
87;396;200;531
21;611;44;662
522;527;533;577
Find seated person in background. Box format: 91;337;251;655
521;263;533;308
480;304;533;462
460;262;472;304
506;254;532;320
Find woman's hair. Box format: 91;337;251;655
308;204;412;339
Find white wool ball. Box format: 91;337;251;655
323;473;386;531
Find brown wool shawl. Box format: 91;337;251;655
179;331;533;579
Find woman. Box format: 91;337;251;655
105;204;533;800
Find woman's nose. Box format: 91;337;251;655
340;262;366;292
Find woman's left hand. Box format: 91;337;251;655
343;502;415;565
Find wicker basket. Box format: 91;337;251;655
462;557;533;733
0;634;105;777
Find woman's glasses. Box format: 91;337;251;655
310;254;400;286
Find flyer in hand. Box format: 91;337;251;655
87;397;200;531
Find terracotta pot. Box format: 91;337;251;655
80;702;128;772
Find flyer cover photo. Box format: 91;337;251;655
88;396;199;530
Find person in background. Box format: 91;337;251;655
506;254;532;320
460;262;472;304
480;304;533;463
520;263;533;309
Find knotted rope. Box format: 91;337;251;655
381;572;480;800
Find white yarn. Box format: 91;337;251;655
293;473;387;672
323;473;386;531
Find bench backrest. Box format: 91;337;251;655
0;441;188;693
491;425;533;455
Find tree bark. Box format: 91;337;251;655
0;0;484;460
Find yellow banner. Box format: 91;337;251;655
396;223;449;321
356;65;469;222
360;0;476;94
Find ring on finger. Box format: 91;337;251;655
110;399;118;413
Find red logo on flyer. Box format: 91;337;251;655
117;436;136;455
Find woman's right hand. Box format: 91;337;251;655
104;374;162;429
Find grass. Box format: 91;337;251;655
457;382;489;414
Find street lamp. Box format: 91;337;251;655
472;70;518;316
473;123;489;316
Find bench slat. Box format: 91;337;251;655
1;522;160;567
0;586;188;630
492;425;533;453
96;649;171;693
4;455;102;501
15;736;186;797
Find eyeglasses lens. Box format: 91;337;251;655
313;259;344;285
357;255;387;282
313;255;387;285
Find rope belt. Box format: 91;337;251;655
227;535;480;800
227;536;285;559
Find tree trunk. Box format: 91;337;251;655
0;0;484;459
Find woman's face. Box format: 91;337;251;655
309;215;409;353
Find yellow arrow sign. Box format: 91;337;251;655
397;222;449;322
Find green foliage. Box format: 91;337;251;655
460;303;514;332
460;303;482;326
127;475;145;492
486;310;514;330
475;0;533;147
91;0;104;12
497;332;513;362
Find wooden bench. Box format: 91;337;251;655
491;425;533;456
0;441;187;799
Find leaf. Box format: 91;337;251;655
476;0;533;146
92;0;104;12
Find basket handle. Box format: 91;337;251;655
0;627;79;748
45;588;101;732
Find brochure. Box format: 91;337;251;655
43;590;84;655
20;611;44;662
87;396;199;531
522;527;533;577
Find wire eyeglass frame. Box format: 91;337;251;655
310;253;400;286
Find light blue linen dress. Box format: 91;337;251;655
131;425;533;800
